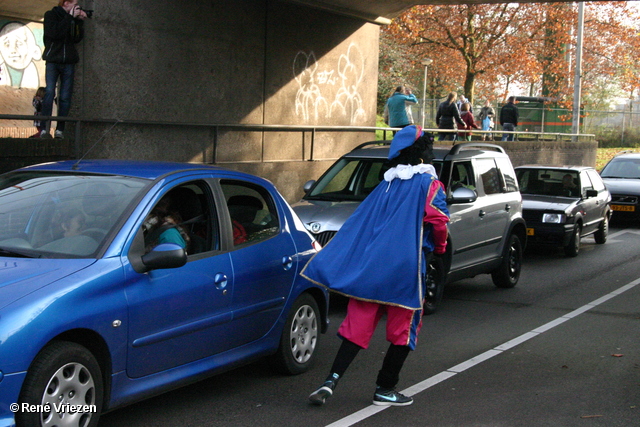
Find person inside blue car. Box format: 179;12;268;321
143;195;190;253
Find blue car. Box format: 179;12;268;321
0;160;328;427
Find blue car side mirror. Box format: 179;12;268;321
141;243;187;271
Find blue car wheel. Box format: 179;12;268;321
272;293;320;375
17;341;104;427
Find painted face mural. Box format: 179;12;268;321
0;22;43;87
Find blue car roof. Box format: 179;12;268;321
16;159;228;180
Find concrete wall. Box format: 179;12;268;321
500;139;598;168
0;138;73;172
72;0;379;202
0;138;598;191
1;0;379;202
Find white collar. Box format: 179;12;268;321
384;163;438;182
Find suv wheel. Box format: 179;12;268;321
491;234;522;288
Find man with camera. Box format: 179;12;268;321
41;0;89;138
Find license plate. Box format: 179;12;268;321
611;204;635;212
527;228;535;236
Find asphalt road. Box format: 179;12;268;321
99;221;640;427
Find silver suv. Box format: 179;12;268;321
293;142;527;313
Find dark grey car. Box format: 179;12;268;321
293;141;528;313
600;152;640;222
515;165;611;257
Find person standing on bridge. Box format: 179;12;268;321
478;100;496;141
436;92;465;142
40;0;88;138
383;85;418;132
500;96;519;142
302;125;449;407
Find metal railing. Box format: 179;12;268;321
0;113;596;163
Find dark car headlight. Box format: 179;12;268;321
542;213;566;224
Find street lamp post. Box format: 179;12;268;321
571;2;584;141
421;58;433;128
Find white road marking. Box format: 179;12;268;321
325;277;640;427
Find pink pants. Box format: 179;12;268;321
338;298;423;350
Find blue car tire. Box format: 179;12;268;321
272;293;320;375
17;341;104;427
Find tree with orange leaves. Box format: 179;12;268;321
381;2;640;110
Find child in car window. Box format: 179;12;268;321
143;197;190;253
61;210;86;237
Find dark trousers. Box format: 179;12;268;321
330;338;411;389
502;123;516;141
438;125;456;142
42;62;76;132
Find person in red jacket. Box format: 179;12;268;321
458;102;479;141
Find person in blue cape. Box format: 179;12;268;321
303;125;449;407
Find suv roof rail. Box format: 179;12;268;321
352;140;391;151
448;142;506;156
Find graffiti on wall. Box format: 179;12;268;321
0;21;44;88
293;43;365;124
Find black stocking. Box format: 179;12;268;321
329;338;362;377
376;344;411;389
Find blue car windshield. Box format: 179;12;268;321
0;172;148;258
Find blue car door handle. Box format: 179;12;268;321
282;256;293;271
214;273;228;289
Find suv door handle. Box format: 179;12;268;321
478;210;486;218
505;204;511;212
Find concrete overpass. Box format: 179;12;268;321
0;0;589;201
0;1;581;23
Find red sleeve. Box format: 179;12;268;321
470;113;479;129
424;180;449;254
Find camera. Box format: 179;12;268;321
79;7;93;18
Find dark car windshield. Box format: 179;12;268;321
600;158;640;179
0;172;148;258
304;157;444;202
304;158;387;202
516;168;580;197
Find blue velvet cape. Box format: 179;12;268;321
301;171;447;310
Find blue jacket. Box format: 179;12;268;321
301;167;449;310
384;93;418;127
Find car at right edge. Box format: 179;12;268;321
515;165;611;257
600;152;640;222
